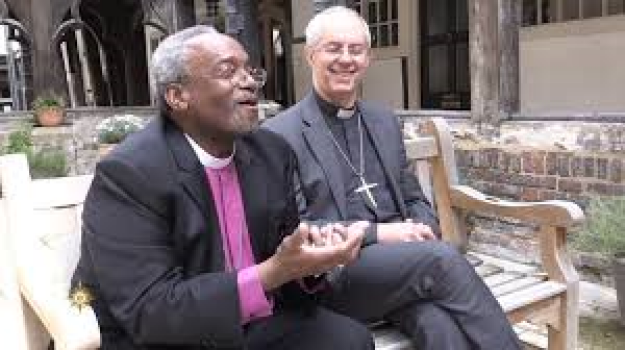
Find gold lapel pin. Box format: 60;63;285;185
69;282;94;311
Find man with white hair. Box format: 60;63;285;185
264;6;522;350
71;25;374;350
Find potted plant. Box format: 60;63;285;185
32;94;65;127
95;114;145;156
573;196;625;325
2;123;68;179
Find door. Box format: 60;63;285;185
420;0;469;110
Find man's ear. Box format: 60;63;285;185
304;45;315;67
164;84;190;111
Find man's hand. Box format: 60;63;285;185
377;220;437;244
257;222;367;291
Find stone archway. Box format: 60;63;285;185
53;0;151;106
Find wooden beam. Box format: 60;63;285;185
498;0;521;116
469;0;500;124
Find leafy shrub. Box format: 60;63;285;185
2;123;68;179
95;114;145;144
572;197;625;257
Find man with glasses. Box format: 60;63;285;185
72;25;374;350
264;6;521;350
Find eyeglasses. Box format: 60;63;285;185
316;42;369;59
213;63;267;89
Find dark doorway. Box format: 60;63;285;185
420;0;469;110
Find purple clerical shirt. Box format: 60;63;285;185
205;164;273;324
185;134;272;325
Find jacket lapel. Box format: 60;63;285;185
164;118;225;270
360;106;409;218
301;94;348;219
234;140;267;260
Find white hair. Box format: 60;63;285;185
150;25;217;111
305;6;371;48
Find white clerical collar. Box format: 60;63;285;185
185;134;235;169
336;107;356;119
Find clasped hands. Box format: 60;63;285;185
258;222;366;291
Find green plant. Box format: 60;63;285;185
572;197;625;257
95;114;145;144
4;123;33;154
28;149;67;179
2;123;68;179
32;93;64;111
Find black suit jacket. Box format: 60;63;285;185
263;92;439;237
73;115;304;349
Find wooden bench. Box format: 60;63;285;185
0;154;99;350
0;117;583;349
373;118;583;350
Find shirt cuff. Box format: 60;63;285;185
237;266;273;324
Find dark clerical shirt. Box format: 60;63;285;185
314;91;402;225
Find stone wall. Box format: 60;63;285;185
0;107;156;176
0;103;283;176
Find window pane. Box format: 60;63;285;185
541;0;556;23
428;45;449;93
583;0;602;18
368;1;378;24
391;22;399;46
455;42;470;92
380;24;389;47
370;26;379;47
391;0;398;20
562;0;580;20
380;0;388;22
427;0;449;36
522;0;538;26
608;0;624;14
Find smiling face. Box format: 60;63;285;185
307;16;370;108
167;33;262;144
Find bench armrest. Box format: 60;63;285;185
449;185;585;228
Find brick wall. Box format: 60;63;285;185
455;148;624;206
402;116;625;286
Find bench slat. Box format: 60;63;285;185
499;281;566;313
30;175;93;209
475;263;502;278
483;272;525;288
492;276;546;297
404;137;439;160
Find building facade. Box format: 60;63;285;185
1;0;624;118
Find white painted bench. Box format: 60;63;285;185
0;118;583;350
0;154;99;350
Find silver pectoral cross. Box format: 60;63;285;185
355;176;378;208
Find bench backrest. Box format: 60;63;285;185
0;154;99;349
404;118;467;249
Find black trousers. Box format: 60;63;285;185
245;307;374;350
98;307;373;350
320;241;523;350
